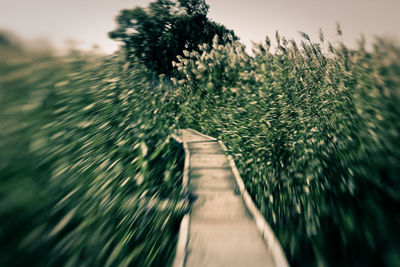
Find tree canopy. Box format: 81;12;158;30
109;0;237;76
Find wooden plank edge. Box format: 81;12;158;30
172;214;190;267
218;140;290;267
170;133;191;267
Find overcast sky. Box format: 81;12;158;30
1;0;399;53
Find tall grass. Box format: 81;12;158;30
2;28;399;266
0;46;185;266
174;32;400;266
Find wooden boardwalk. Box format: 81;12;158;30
172;129;288;267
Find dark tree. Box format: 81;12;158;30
109;0;237;76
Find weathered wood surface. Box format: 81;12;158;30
173;129;288;267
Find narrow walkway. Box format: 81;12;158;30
175;129;284;267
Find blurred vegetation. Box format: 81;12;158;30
109;0;237;76
2;1;400;265
174;30;400;266
0;37;186;266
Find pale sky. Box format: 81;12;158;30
1;0;399;53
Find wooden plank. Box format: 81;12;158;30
172;129;289;267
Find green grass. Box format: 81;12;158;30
0;46;185;266
174;33;400;266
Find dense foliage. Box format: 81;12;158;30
174;32;400;266
2;9;400;266
0;45;185;266
109;0;236;76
